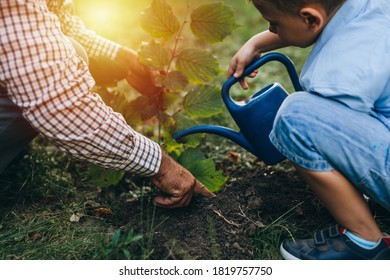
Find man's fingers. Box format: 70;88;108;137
154;193;192;208
154;180;215;208
193;180;216;198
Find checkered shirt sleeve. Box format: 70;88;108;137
46;0;121;59
0;0;162;176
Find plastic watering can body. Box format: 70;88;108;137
174;52;303;165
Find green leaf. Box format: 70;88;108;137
112;230;121;247
139;40;171;69
176;48;220;84
140;0;180;39
183;85;223;117
178;149;227;192
190;2;238;44
163;71;189;92
87;165;125;188
163;132;184;155
177;148;206;167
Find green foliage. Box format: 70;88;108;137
178;149;227;192
94;0;238;191
140;0;180;40
139;40;171;69
106;229;144;259
190;2;239;44
183;85;223;117
176;48;220;84
86;165;125;188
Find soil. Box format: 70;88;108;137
114;149;390;260
115;156;338;260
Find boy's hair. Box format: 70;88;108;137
251;0;345;15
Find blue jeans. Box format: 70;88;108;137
0;87;37;173
270;92;390;210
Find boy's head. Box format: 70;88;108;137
251;0;345;48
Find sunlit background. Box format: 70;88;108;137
73;0;152;49
72;0;268;59
72;0;309;96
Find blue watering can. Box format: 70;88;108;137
174;52;303;165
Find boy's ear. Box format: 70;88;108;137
299;7;325;32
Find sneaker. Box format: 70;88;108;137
280;225;390;260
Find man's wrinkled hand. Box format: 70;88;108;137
150;152;215;208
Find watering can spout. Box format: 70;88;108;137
174;125;257;155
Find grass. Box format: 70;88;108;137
0;137;150;260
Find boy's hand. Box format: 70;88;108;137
228;43;261;90
150;152;215;208
227;31;288;90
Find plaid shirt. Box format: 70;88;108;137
0;0;161;176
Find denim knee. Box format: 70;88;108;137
269;92;390;209
270;92;334;171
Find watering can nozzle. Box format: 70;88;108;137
173;125;258;156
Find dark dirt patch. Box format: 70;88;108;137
115;160;337;260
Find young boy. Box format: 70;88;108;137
228;0;390;259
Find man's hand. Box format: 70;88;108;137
150;152;215;208
116;47;164;98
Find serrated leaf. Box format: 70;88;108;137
163;71;189;91
140;0;180;39
190;159;227;192
139;40;171;69
178;150;227;192
178;148;206;167
183;85;223;117
190;2;238;44
176;48;220;84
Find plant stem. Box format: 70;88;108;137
167;3;190;71
158;3;191;144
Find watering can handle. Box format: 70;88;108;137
222;52;303;102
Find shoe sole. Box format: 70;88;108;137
280;244;301;260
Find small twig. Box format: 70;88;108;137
213;210;240;228
238;205;265;228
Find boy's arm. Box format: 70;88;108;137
228;31;289;89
